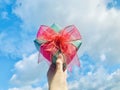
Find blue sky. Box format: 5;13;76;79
0;0;120;90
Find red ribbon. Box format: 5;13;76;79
36;25;82;66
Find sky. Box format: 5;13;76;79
0;0;120;90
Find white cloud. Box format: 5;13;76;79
68;68;120;90
100;54;106;61
0;31;35;58
10;52;120;90
12;0;120;64
8;85;47;90
10;52;49;86
10;0;120;90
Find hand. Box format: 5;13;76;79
47;54;68;90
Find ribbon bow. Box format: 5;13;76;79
34;24;82;70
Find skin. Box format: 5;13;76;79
47;54;68;90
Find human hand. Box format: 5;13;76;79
47;54;68;90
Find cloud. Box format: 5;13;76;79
0;31;35;58
68;53;120;90
10;52;49;86
100;53;106;61
8;85;46;90
68;68;120;90
0;1;36;58
12;0;120;65
0;23;36;58
9;0;120;89
10;53;120;90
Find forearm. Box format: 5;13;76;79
49;71;68;90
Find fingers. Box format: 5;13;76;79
48;53;66;73
49;63;56;71
47;63;56;84
56;54;64;72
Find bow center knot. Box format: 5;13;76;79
54;35;62;49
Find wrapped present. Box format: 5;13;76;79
34;24;82;71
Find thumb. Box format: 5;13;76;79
56;54;64;71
